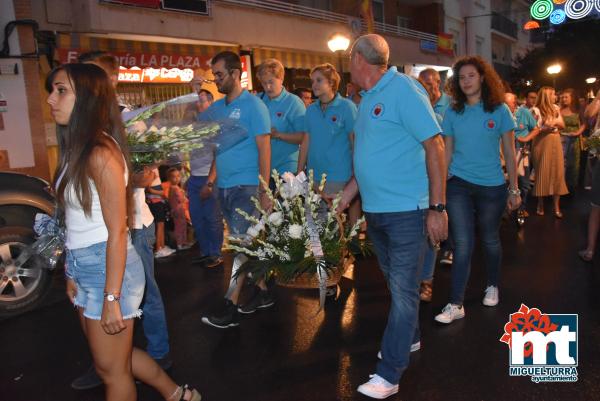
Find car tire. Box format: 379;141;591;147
0;226;53;318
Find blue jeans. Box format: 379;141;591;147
67;241;145;320
446;176;507;305
187;175;224;257
516;143;532;211
218;185;258;239
419;244;437;282
131;223;170;359
366;210;426;385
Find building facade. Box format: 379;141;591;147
2;0;462;179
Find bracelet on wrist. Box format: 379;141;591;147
508;188;521;196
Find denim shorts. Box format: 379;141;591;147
66;241;146;320
218;185;258;239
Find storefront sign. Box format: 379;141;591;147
118;67;194;83
420;39;438;53
241;55;253;90
58;48;212;69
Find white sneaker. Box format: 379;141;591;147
482;285;499;306
434;303;465;324
154;247;175;258
357;374;399;399
377;341;421;359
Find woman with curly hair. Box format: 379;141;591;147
435;56;520;324
530;87;568;217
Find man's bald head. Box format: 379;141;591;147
350;34;389;67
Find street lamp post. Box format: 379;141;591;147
327;33;350;94
546;63;562;88
586;77;597;99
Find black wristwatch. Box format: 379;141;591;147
429;204;446;213
206;181;214;188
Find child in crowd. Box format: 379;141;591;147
167;167;193;250
146;167;175;258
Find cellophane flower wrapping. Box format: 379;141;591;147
123;94;248;171
227;170;365;284
14;213;66;271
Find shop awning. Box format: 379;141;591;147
253;47;349;70
55;33;238;69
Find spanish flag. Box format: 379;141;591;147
437;33;454;56
360;0;374;33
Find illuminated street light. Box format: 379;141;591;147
546;64;562;75
327;33;350;53
327;33;351;94
547;64;562;87
586;77;597;84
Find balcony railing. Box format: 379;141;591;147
218;0;438;42
491;12;517;39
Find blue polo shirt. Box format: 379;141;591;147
442;101;516;186
514;106;537;139
354;67;442;213
305;93;357;183
258;88;306;174
434;92;451;117
200;90;271;188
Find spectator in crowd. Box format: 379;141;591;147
435;56;519;325
186;88;225;268
167;168;193;251
560;88;587;190
505;92;540;219
293;87;313;108
530;87;568;217
580;89;600;261
345;82;362;105
525;89;538;111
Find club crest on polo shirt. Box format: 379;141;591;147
485;119;496;130
519;123;525;130
371;103;385;118
229;108;241;120
331;115;338;123
276;111;284;118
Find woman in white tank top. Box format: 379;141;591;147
47;63;200;401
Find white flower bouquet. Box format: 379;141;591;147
123;94;248;170
228;170;364;288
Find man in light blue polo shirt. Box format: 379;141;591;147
419;67;454;265
338;34;448;399
505;92;539;217
256;58;306;176
199;51;273;329
419;67;451;117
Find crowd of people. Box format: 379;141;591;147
45;33;600;400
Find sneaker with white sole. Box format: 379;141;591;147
377;341;420;359
154;247;175;258
357;374;399;399
439;250;453;265
434;303;465;324
482;285;499;306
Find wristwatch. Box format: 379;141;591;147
508;188;521;196
429;204;446;213
206;181;214;188
104;292;121;302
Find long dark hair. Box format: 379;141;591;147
447;56;505;114
46;63;131;217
